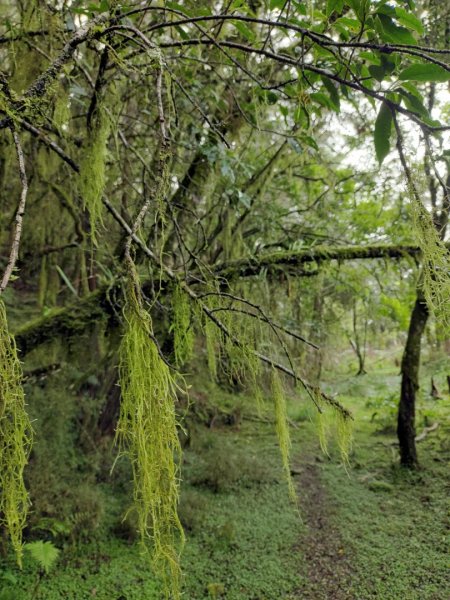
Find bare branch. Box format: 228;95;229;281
0;132;29;294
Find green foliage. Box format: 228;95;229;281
318;368;450;599
367;480;394;492
25;541;60;574
21;357;109;541
399;63;450;82
0;422;302;598
0;1;449;597
177;488;208;532
374;101;393;164
187;433;275;493
0;300;33;567
116;279;184;598
207;582;225;598
379;294;411;330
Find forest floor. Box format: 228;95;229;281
1;353;449;599
291;454;353;600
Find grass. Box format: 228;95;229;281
1;352;449;599
0;422;304;600
312;355;450;600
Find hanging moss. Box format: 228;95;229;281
271;369;297;503
317;411;330;457
52;85;71;133
0;299;33;567
172;284;194;367
79;106;110;242
200;296;220;381
224;333;260;386
336;412;353;466
216;303;262;387
204;314;219;381
411;196;450;332
315;396;353;465
116;277;184;599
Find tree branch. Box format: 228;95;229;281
213;243;448;279
0;131;28;294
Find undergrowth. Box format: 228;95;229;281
315;359;450;600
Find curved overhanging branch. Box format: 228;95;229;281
212;243;448;279
15;210;441;420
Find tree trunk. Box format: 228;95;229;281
398;290;429;467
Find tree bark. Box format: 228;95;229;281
398;289;429;467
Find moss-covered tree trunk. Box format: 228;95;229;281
398;287;429;467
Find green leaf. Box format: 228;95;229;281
259;90;278;105
25;541;60;574
398;88;429;118
375;4;396;17
359;51;380;63
165;1;191;14
326;0;343;17
174;25;189;40
376;14;417;45
374;102;393;165
347;0;369;23
310;92;332;109
55;265;78;297
398;63;450;82
368;64;386;82
321;76;340;112
0;572;17;585
232;21;256;42
269;0;287;8
395;8;424;35
293;105;309;127
300;134;319;151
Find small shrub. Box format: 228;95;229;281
187;436;275;492
68;485;104;540
207;582;225;598
111;510;139;542
215;521;236;546
178;488;208;532
25;540;60;574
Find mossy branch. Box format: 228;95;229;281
213;243;449;279
14;287;115;355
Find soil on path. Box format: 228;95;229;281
292;456;355;599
